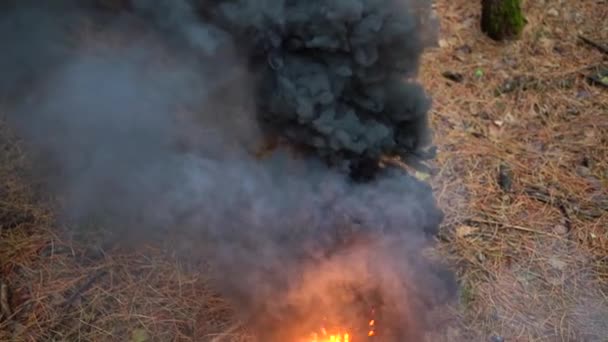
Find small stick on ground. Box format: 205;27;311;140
0;280;12;319
62;269;108;308
578;35;608;55
467;218;564;238
47;269;109;338
209;323;243;342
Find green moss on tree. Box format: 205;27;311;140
481;0;526;41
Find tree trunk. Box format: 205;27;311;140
481;0;525;41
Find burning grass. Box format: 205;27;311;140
1;0;608;341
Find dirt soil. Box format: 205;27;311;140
1;1;607;341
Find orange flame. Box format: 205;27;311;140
303;312;376;341
307;331;350;342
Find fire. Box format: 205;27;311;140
301;308;377;341
306;330;350;342
302;318;375;341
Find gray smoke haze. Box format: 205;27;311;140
0;1;453;340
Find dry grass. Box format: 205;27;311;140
0;125;240;341
1;0;607;341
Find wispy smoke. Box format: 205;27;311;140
0;0;453;340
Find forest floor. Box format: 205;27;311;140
1;0;607;341
424;0;607;340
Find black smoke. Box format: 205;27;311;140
205;0;440;180
0;0;453;340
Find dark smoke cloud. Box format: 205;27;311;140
209;0;439;177
0;0;453;340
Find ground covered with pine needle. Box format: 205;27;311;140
1;1;607;341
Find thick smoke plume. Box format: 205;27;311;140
0;0;453;340
212;0;440;178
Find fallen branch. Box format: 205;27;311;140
578;35;608;55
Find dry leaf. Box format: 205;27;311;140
548;257;567;271
456;225;478;238
487;124;503;141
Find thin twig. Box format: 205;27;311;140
47;269;109;338
578;35;608;55
0;280;12;319
208;323;243;342
62;269;108;308
467;218;564;238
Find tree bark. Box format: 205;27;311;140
481;0;525;41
